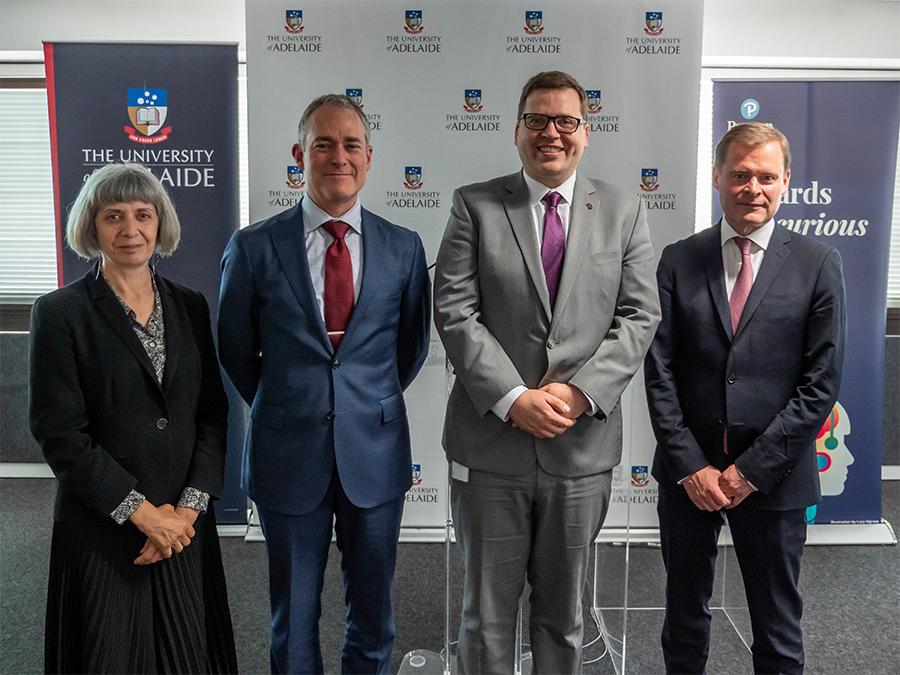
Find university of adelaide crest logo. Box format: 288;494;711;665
286;165;304;189
125;88;170;145
404;166;423;190
524;10;543;35
640;168;659;192
586;90;603;114
631;465;650;488
644;11;663;36
285;9;304;33
346;88;364;107
463;89;483;113
411;463;423;486
404;9;423;34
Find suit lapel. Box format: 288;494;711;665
550;177;594;324
501;172;551;320
88;266;163;389
735;224;791;335
703;222;733;340
157;275;180;393
269;203;332;350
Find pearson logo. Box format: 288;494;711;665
404;9;423;34
125;88;171;144
285;9;304;33
740;98;760;120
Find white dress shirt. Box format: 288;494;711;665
302;196;363;321
720;217;774;299
491;171;598;421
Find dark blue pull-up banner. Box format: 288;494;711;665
712;80;900;525
44;42;245;524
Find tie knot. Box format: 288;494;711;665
542;191;563;209
323;220;350;240
734;236;753;256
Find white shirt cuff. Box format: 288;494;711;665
572;384;598;416
491;386;528;421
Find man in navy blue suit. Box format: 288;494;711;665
218;94;430;674
645;123;846;674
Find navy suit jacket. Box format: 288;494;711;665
644;223;846;511
217;203;431;515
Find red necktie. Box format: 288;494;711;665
322;220;353;348
729;237;754;334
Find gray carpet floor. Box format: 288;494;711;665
2;478;898;674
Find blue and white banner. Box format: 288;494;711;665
712;80;900;524
44;42;245;523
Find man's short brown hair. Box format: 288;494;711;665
517;71;588;120
714;122;791;171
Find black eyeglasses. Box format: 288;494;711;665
518;113;584;134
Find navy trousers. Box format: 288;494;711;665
657;480;807;675
258;471;404;675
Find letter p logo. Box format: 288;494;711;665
740;98;760;120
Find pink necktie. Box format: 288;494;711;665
729;237;754;334
540;191;565;309
322;220;353;348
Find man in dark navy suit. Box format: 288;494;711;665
645;123;846;674
218;94;430;674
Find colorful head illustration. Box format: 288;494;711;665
815;401;854;496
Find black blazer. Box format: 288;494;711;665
644;223;846;511
29;264;228;525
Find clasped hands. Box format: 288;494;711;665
508;382;590;439
682;464;755;512
129;501;198;566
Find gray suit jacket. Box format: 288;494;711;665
434;171;660;478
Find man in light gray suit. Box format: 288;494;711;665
434;71;661;674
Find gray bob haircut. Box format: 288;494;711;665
297;94;370;150
65;163;181;260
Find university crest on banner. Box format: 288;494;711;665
125;88;171;144
411;463;423;486
463;89;483;113
525;11;544;35
640;168;659;192
404;10;423;34
286;165;304;189
346;88;363;107
644;11;663;35
586;90;603;114
404;165;423;189
285;9;304;33
631;465;650;488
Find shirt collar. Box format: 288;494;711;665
301;195;363;235
522;170;577;208
720;217;775;252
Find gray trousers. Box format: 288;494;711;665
451;464;612;675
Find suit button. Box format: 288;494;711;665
547;339;556;349
332;359;341;370
156;418;168;430
325;411;335;422
727;374;736;384
716;418;724;426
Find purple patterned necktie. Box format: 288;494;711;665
541;191;565;309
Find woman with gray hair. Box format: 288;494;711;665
29;163;237;673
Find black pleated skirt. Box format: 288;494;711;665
44;511;238;674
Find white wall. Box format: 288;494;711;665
1;0;899;61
